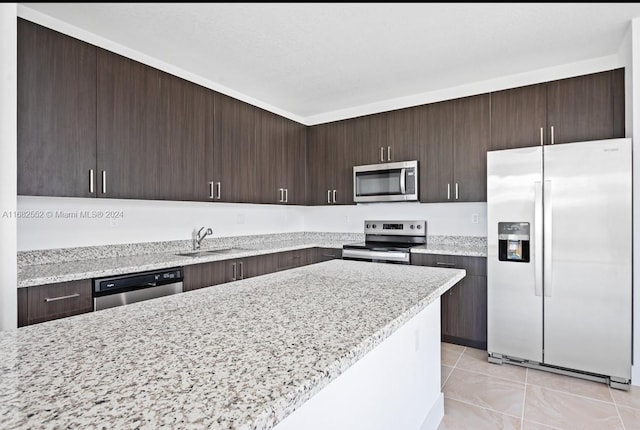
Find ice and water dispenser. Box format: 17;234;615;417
498;222;530;263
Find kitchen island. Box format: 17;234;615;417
1;260;465;430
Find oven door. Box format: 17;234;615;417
353;160;418;203
342;248;411;264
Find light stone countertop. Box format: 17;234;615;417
18;239;347;288
1;259;465;430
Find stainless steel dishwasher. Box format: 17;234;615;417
93;267;184;311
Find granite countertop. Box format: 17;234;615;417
411;235;487;257
18;239;348;288
1;259;465;430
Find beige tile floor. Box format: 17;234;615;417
438;342;640;430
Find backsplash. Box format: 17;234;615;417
17;232;365;266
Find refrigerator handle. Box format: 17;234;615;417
544;180;553;297
534;181;543;297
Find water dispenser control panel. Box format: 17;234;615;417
498;222;530;263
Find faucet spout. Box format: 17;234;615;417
193;226;213;250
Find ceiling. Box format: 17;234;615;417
18;3;640;124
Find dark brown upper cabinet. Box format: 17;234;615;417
17;18;97;197
212;93;261;203
356;109;419;165
97;49;208;201
253;110;307;205
418;94;490;202
307;120;357;205
491;69;625;151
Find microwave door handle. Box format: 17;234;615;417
400;168;406;194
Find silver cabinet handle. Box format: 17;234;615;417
89;169;94;194
232;262;237;281
239;261;244;279
447;183;451;200
540;127;544;146
279;188;284;202
550;126;555;145
44;293;80;302
216;182;221;200
455;183;459;200
380;147;385;162
387;146;391;161
333;189;337;203
209;181;214;199
284;188;288;203
101;171;107;194
327;190;331;204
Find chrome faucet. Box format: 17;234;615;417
193;226;213;250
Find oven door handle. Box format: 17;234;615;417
342;248;410;263
400;168;406;194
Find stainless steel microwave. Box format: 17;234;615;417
353;160;418;202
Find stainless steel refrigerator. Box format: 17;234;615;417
486;138;632;389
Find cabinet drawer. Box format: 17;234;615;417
24;279;93;325
411;253;486;277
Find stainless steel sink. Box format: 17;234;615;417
175;248;250;257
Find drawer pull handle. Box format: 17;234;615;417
436;262;457;267
45;293;80;302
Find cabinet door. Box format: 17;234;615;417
24;280;93;326
452;94;490;202
417;101;454;202
255;109;282;204
358;112;388;164
17;19;97;197
442;276;487;350
491;83;547;150
314;247;343;263
183;260;228;291
330;120;357;205
306;124;332;205
386;107;419;162
281;118;307;205
213;93;259;203
547;70;617;145
276;249;314;271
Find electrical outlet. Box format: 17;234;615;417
237;213;245;225
471;213;479;224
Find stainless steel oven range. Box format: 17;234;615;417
342;220;426;264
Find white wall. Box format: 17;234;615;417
1;3;17;331
304;202;486;237
17;197;305;251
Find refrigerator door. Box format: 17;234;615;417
487;146;543;361
543;138;632;379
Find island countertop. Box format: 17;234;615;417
1;260;465;430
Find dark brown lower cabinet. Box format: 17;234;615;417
411;253;487;350
183;254;276;292
313;247;343;263
184;249;322;292
275;249;315;271
18;279;93;327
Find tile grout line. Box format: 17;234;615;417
525;383;618;406
453;364;527;385
442;397;523;422
521;368;528;430
609;385;627;430
441;346;466;388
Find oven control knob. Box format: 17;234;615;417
366;224;370;229
372;224;376;229
410;224;414;229
417;225;422;229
